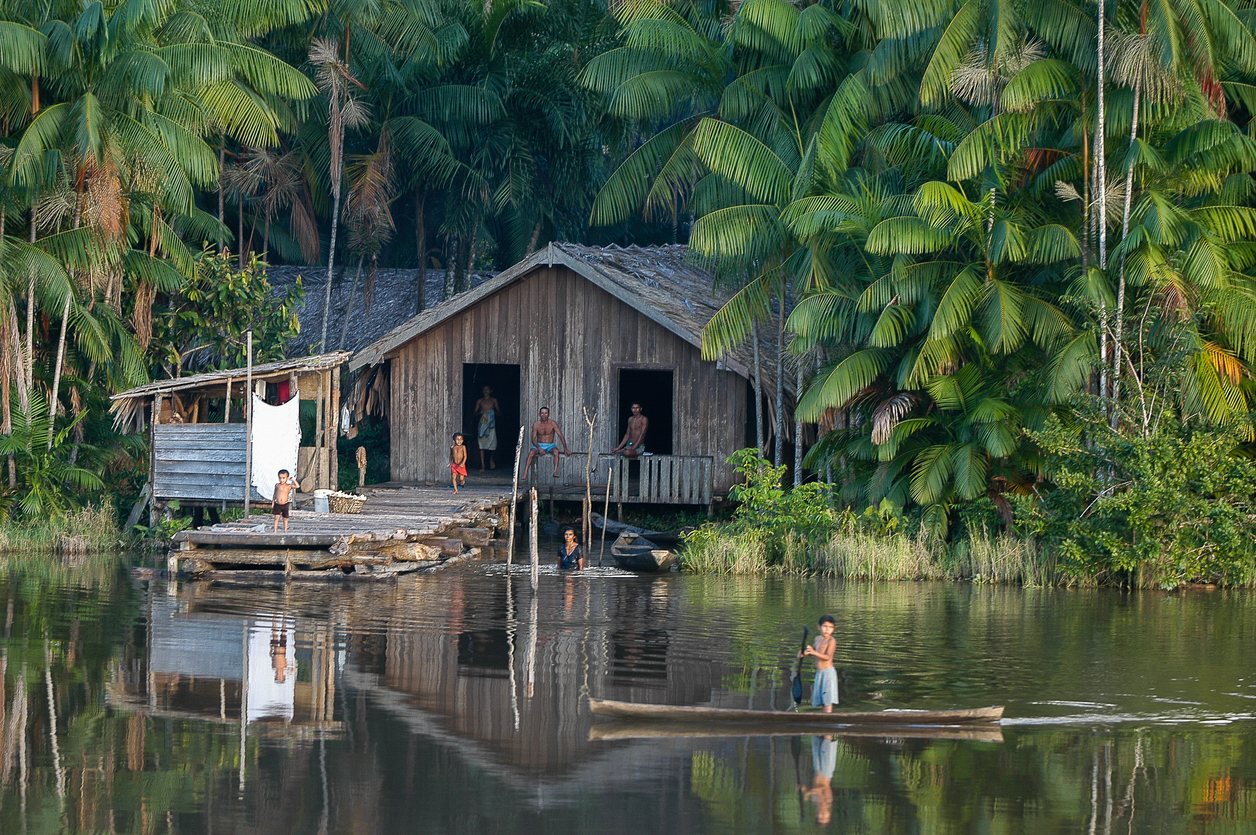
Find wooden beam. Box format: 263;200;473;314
149;392;162;527
314;371;324;490
330;367;340;491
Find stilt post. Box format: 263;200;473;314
600;467;611;567
244;330;253;516
529;487;539;592
506;426;525;565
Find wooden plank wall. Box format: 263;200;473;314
153;424;253;502
389;266;748;490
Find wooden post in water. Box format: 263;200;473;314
529;487;539;592
243;330;253;516
600;467;611;567
506;426;525;565
582;407;597;549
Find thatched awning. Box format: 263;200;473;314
110;352;351;433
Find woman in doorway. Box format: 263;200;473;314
474;385;499;470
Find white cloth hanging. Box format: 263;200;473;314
250;395;301;502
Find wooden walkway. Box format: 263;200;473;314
169;481;516;582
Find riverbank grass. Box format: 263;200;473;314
0;504;121;555
681;526;1061;584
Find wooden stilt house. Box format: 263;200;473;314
110;353;351;519
350;244;790;506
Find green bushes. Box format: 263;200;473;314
1019;416;1256;588
680;450;1051;582
684;435;1256;587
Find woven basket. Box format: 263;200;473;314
328;492;366;514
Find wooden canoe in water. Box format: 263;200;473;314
589;720;1004;743
610;532;677;572
588;698;1004;726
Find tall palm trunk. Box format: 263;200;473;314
0;208;12;487
1112;71;1142;429
752;320;764;455
415;189;427;314
793;360;804;487
46;293;71;448
25;212;36;400
237;199;246;269
2;301;13;487
319;155;344;353
218;139;226;250
774;287;784;468
318;61;349;353
338;255;365;351
1095;0;1109;407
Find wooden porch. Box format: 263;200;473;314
166;483;514;582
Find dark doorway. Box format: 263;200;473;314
618;369;673;455
462;364;521;471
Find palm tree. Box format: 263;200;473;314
310;37;370;353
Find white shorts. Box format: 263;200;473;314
811;666;838;707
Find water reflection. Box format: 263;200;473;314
0;562;1252;833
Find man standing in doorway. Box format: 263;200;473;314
522;406;571;478
612;402;649;458
474;385;500;471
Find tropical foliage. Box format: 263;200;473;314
589;0;1256;583
1;0;1254;584
0;0;628;522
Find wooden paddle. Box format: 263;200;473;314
789;627;809;708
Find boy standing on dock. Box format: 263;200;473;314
272;469;300;533
449;433;468;493
800;614;838;712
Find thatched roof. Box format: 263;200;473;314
109;352;351;433
268;266;495;356
350;244;782;395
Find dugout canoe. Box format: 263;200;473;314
592;513;691;547
589;721;1004;743
610;532;677;572
588;698;1004;726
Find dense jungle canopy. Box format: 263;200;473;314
2;0;1255;577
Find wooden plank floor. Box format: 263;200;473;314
174;481;517;547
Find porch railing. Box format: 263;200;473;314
525;452;715;507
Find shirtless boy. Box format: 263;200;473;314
272;469;300;533
474;386;500;471
449;433;468;492
800;614;838;712
612;402;649;458
521;407;571;478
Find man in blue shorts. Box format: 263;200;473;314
521;406;571;479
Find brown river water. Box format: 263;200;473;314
0;555;1253;833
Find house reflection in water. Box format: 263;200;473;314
113;572;721;790
108;587;342;738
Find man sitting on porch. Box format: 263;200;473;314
612;402;648;458
522;407;571;478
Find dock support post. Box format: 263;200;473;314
244;330;253;516
600;467;611;567
529;488;539;592
506;426;524;565
150;392;162;528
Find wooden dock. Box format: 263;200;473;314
168;481;516;582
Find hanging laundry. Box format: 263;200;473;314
251;395;301;502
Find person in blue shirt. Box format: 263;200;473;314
558;527;584;571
